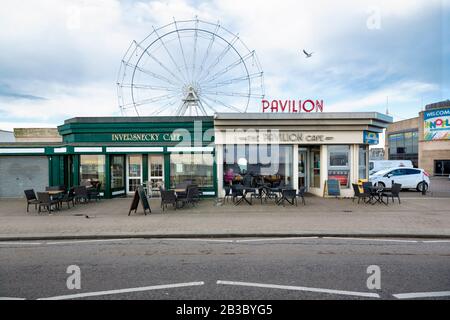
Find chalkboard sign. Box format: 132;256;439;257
138;186;151;214
128;186;151;216
324;179;341;197
128;190;140;216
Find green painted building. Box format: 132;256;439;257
0;117;216;198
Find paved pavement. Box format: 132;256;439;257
0;238;449;300
0;191;449;239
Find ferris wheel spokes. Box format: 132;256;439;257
152;25;188;84
117;18;264;116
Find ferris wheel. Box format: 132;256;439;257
117;18;265;116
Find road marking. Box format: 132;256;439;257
37;281;205;300
0;242;42;246
393;291;450;299
0;297;26;300
45;238;144;245
235;237;319;243
216;280;380;298
161;238;235;243
422;240;450;243
322;237;419;243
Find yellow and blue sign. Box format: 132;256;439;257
363;131;379;145
424;107;450;141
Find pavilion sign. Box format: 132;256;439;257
262;99;324;113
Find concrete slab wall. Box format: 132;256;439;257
0;156;49;198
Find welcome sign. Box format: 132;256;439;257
424;107;450;141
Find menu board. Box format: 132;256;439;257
324;179;341;197
128;186;151;216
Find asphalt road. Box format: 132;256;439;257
1;237;449;300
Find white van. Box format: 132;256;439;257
369;160;413;175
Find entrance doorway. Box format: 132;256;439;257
434;160;450;176
298;148;309;191
148;155;164;197
127;155;142;194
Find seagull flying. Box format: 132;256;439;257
302;49;313;58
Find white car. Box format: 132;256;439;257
369;167;430;192
369;160;413;175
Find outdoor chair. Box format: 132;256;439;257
177;186;196;208
223;185;233;203
160;190;177;211
24;189;39;212
352;183;370;204
175;182;189;198
362;182;374;202
88;182;102;201
60;187;75;209
270;179;286;195
250;185;267;205
188;184;200;204
36;192;59;213
74;186;89;204
278;189;298;206
242;174;257;198
231;184;245;204
382;183;402;204
297;187;306;205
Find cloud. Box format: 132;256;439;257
0;0;448;129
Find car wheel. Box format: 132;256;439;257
416;182;428;192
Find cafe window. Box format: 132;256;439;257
359;145;368;180
80;155;105;190
328;145;350;188
223;145;293;187
170;153;214;188
310;147;320;188
110;155;125;190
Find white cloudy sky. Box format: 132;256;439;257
0;0;449;130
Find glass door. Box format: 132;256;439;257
127;155;142;194
298;148;308;190
148;155;164;196
111;155;125;196
435;160;450;176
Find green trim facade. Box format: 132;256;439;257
0;117;216;198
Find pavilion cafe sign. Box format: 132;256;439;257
262;99;324;113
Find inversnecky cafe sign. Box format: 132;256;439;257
111;133;182;142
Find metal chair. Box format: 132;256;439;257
60;187;75;209
278;189;298;206
74;186;89;204
223;185;233;203
297;187;306;205
24;189;39;212
87;182;101;201
36;192;59;213
382;183;402;204
352;183;370;204
177;186;196;208
160;190;177;211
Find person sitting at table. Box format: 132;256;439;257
224;168;234;186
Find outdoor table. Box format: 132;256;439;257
251;186;270;204
44;190;64;210
234;187;254;206
46;190;64;196
368;186;387;205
